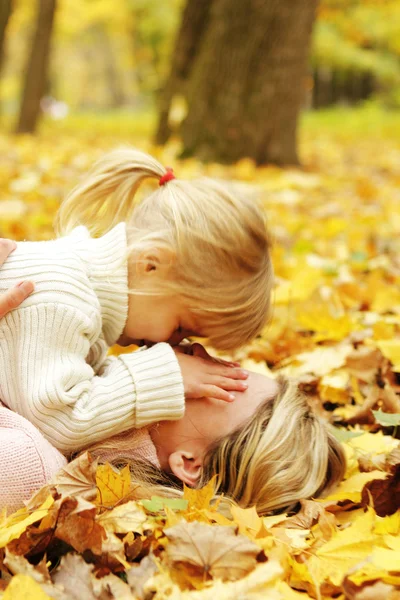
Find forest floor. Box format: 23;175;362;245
0;104;400;599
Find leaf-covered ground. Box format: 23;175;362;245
1;107;400;599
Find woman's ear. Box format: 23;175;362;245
168;450;202;487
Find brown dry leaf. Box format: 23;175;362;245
346;347;383;382
164;521;260;581
52;452;98;501
358;453;387;472
385;445;400;470
126;554;158;600
97;500;146;534
98;529;130;570
361;464;400;516
55;497;105;554
284;499;336;538
52;553;108;600
53;553;134;599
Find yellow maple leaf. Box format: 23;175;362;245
374;339;400;372
371;288;400;314
371;546;400;571
230;505;263;538
308;507;378;586
374;511;400;535
348;431;399;455
95;463;131;507
0;496;54;549
183;476;216;512
3;574;51;600
273;266;320;305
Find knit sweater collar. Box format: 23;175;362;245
70;223;129;346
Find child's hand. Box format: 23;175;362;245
174;349;248;403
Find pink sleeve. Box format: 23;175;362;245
0;405;67;513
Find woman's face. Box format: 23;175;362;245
149;372;278;485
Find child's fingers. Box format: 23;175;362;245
0;239;17;265
0;281;34;318
201;385;235;403
210;376;248;392
206;363;248;380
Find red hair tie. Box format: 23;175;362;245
159;167;176;186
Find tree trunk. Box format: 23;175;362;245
177;0;317;165
0;0;13;75
16;0;56;134
155;0;213;145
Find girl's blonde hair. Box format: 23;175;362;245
90;377;346;516
55;148;273;349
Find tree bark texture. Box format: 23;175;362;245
175;0;318;165
155;0;213;145
0;0;12;74
16;0;56;134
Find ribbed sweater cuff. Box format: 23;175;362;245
119;343;185;428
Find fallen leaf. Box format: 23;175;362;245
307;508;378;586
55;497;105;554
0;496;54;549
361;464;400;516
97;500;146;534
95;463;131;508
141;496;188;513
126;554;158;600
165;521;260;581
52;554;98;600
373;409;400;427
2;574;52;600
52;452;98;501
183;476;217;512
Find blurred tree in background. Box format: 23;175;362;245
156;0;317;164
16;0;56;133
0;0;13;80
1;0;399;162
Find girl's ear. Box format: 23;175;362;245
168;450;202;487
136;248;175;277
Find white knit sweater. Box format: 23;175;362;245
0;223;184;453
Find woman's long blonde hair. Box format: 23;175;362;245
91;377;346;516
55;147;273;349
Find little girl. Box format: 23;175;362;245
0;147;271;451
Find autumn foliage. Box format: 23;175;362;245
0;113;400;598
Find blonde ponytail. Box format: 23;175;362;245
55;148;166;236
56;146;273;350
